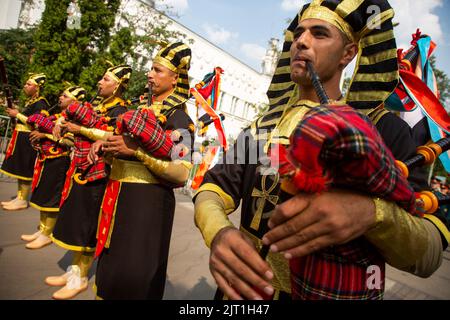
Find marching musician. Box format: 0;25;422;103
193;0;449;300
1;73;49;211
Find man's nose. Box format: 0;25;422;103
295;30;312;49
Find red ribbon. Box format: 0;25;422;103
5;128;18;160
31;157;45;192
95;180;121;258
59;163;76;208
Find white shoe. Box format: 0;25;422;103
52;266;88;300
21;230;41;242
26;234;52;249
45;272;71;287
3;199;28;211
1;196;18;206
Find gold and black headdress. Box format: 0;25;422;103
153;42;191;110
63;85;86;102
267;0;399;112
28;73;46;88
105;64;132;89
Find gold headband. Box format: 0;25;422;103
63;89;77;100
28;79;39;86
300;5;356;43
153;56;178;73
105;71;121;84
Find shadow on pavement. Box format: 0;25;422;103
164;276;216;300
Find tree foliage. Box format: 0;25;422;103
28;0;125;103
0;28;36;100
25;0;189;103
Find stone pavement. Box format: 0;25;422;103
0;176;449;300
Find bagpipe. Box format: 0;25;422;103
259;59;450;260
275;61;450;215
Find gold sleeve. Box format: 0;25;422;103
44;133;58;142
59;133;75;147
79;126;112;141
365;198;442;277
16;113;29;125
134;147;192;185
194;190;236;248
55;116;65;126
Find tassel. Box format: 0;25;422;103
292;169;327;194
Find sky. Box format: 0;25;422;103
156;0;450;78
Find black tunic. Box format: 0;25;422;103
52;103;127;252
0;98;49;180
95;106;194;300
30;156;71;212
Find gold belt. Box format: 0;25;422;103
15;124;31;132
110;158;159;184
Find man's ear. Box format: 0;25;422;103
341;43;358;69
172;73;179;88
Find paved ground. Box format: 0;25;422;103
1;176;450;300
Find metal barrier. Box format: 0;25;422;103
0;114;12;167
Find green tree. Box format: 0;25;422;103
114;0;191;99
27;0;190;103
0;28;36;99
29;0;126;103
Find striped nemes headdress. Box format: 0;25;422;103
153;42;191;109
267;0;399;112
105;65;132;89
63;85;86;102
28;73;46;87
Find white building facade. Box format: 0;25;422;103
1;0;278;141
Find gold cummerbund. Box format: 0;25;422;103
110;158;159;184
15;123;31;132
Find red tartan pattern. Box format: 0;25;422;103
27;113;69;157
273;104;416;300
117;108;173;158
65;102;112;131
72;136;106;182
27;113;55;133
65;103;109;182
290;242;385;300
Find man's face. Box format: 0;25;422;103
58;93;76;110
98;74;119;98
431;179;440;190
290;18;353;86
23;80;38;97
147;63;178;97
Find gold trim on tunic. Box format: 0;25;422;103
109;158;159;184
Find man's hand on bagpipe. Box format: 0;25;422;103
262;189;377;260
102;134;138;158
59;119;81;135
209;226;275;301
